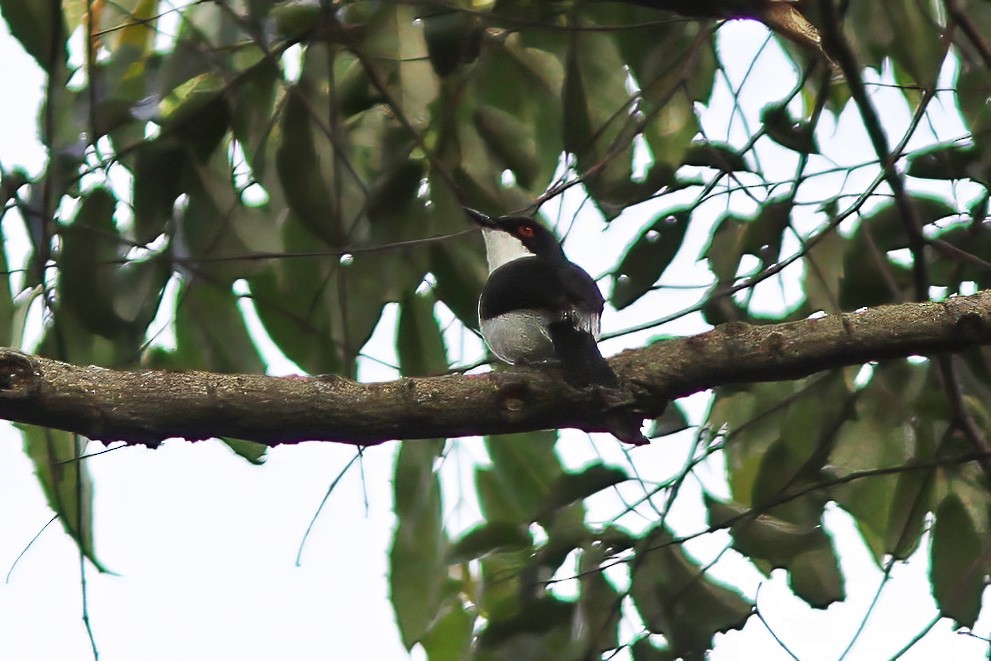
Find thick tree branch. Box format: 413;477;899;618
2;292;991;447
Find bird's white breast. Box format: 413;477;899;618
480;311;556;364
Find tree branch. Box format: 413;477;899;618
3;292;991;447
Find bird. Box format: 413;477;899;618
465;207;649;445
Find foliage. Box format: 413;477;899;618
1;0;990;657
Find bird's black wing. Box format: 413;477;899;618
560;262;605;322
479;258;604;321
479;258;571;318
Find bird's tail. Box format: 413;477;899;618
548;322;650;446
547;321;618;388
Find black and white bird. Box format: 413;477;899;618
465;208;648;445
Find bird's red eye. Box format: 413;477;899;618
517;225;535;238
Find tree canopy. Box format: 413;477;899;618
1;0;990;658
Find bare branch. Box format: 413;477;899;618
2;292;991;447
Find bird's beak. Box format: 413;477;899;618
463;207;497;229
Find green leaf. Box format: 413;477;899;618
706;496;845;608
907;143;984;184
0;0;67;74
397;291;448;377
706;496;822;565
270;0;321;40
420;592;474;661
474;105;542;190
448;522;533;562
174;279;265;374
958;66;991;139
362;4;439;130
244;261;333;375
478;550;530;621
471;33;564;195
739;199;791;264
648;402;689;438
178;152;270;282
930;493;985;628
844;1;938;87
219;437;268;465
830;363;935;563
683;142;751;173
57;185;172;347
716;372;852;506
631;637;677;661
248;213;413;376
19;425;108;572
760;103;819;155
159;72;227;127
630;525;752;655
421;7;482;77
58;187;123;337
785;539;846;609
562;26;638;215
276;84;339;243
537;463;628;518
0;218;16;346
802;227;846;313
132;142;185;244
429;238;487;331
477;595;575;650
611;208;691;310
838;195;956;309
860;196;956;252
390;439;448;649
160;90;230;160
576;545;622;655
229;57;281;178
478;431;561;524
702;213;747;283
99;0;158;54
619;16;715;181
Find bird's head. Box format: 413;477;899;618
464;208;563;272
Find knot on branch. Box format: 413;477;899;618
954;310;989;343
0;350;38;397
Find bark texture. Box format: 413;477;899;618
2;291;990;446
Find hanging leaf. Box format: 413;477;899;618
58;187;124;337
421;6;482;76
706;495;844;608
173;279;265;374
19;425;109;572
390;439;448;648
611;208;692;309
0;0;67;73
448;522;533;562
562;25;638;215
576;545;622;655
419;593;474;661
930;493;985;628
476;594;574;650
397;290;449;377
683;142;751;173
761;103;819;155
907;143;985;184
478;431;561;524
630;525;752;655
740;199;792;265
430;238;487;331
537;463;628;518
